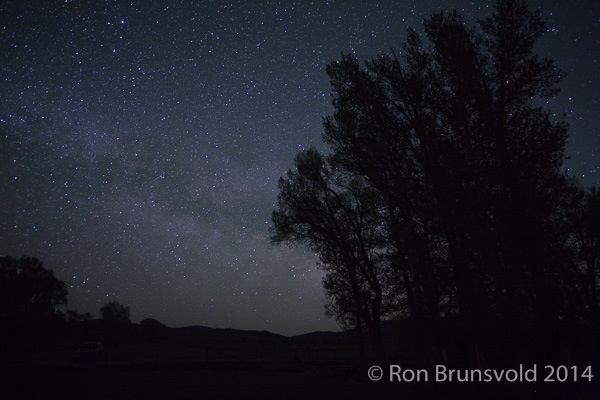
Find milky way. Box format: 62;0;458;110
1;0;598;335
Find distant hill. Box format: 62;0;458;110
290;330;354;344
169;325;289;345
164;320;413;346
67;318;422;348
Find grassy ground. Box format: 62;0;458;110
0;362;413;400
2;358;599;400
2;334;599;399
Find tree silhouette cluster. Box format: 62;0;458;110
0;255;141;358
100;300;131;323
0;256;67;357
271;0;600;366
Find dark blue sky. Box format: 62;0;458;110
1;0;598;335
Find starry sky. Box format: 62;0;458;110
1;0;598;336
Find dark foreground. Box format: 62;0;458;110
2;360;599;400
0;361;400;400
2;319;599;399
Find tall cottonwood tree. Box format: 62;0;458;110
0;256;68;357
271;148;393;360
324;0;572;319
272;0;597;366
567;184;600;320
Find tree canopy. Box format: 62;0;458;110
0;256;68;357
0;256;68;321
271;0;599;366
100;301;131;323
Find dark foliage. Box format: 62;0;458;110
100;300;132;347
271;0;600;368
0;256;68;358
100;300;131;323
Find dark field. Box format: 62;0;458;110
2;322;599;399
2;356;599;399
0;324;406;399
1;360;412;400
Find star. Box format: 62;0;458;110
0;0;598;335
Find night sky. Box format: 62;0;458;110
1;0;598;336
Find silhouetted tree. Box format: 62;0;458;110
271;148;394;361
100;301;131;348
0;256;68;357
100;301;130;323
273;0;594;368
567;184;600;321
0;256;68;316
